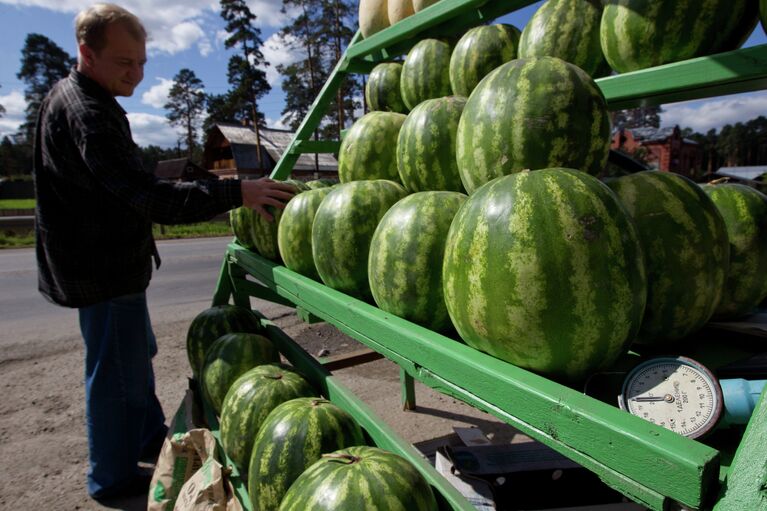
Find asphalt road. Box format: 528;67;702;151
0;236;233;350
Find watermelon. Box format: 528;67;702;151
369;191;467;332
607;171;729;344
400;38;453;111
220;363;316;474
248;398;365;511
366;63;409;114
312;180;408;301
397;96;467;193
186;305;262;379
519;0;607;77
456;56;611;193
250;180;309;261
338;111;407;183
201;333;280;415
230;206;256;250
278;446;438;511
702;183;767;319
305;179;336;189
278;188;333;280
761;0;766;33
413;0;438;11
449;24;521;98
601;0;759;73
443;169;646;381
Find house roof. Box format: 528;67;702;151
715;166;767;181
215;124;338;172
155;158;216;179
622;126;698;145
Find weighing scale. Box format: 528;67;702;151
618;356;766;439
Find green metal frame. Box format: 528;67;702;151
215;2;767;509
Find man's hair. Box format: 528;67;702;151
75;3;146;52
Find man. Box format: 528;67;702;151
32;3;294;501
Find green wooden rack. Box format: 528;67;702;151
213;1;767;509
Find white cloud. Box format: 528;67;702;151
0;90;26;140
265;113;291;130
127;112;183;148
142;78;174;109
248;0;289;27
661;92;767;133
260;33;302;86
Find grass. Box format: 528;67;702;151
0;221;232;249
0;229;35;248
0;199;35;209
153;221;233;240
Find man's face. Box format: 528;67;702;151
81;22;146;97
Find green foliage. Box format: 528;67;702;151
612;106;663;130
277;0;361;141
0;229;35;249
210;0;271;128
16;33;76;143
0;136;32;177
165;68;207;159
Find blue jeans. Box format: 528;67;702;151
78;291;166;497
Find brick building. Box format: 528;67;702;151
611;126;703;178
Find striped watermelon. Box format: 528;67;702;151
278;188;333;280
400;38;453;111
366;63;409;114
456;57;611;193
413;0;438;11
600;0;759;73
251;180;310;261
279;446;438;511
248;398;365;511
339;111;407;183
305;179;336;189
230;206;256;250
312;180;408;301
369;191;467;332
519;0;607;77
608;171;729;344
186;305;263;380
449;24;521;98
443;169;646;381
220;363;316;474
397;96;467;193
201;333;280;415
702;183;767;319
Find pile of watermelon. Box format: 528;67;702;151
225;0;767;383
185;305;439;510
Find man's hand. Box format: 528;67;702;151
241;178;297;222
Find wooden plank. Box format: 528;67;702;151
227;245;720;510
289;139;341;155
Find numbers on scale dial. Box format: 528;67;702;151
622;360;719;438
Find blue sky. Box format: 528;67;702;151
0;0;765;148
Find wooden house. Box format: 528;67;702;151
155;158;218;182
203;124;338;181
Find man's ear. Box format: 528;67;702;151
79;43;94;66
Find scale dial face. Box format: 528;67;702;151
619;357;723;439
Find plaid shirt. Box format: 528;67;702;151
34;69;242;308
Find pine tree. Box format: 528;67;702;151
165;68;207;160
612;106;663;130
17;34;76;143
0;84;5;119
218;0;271;166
